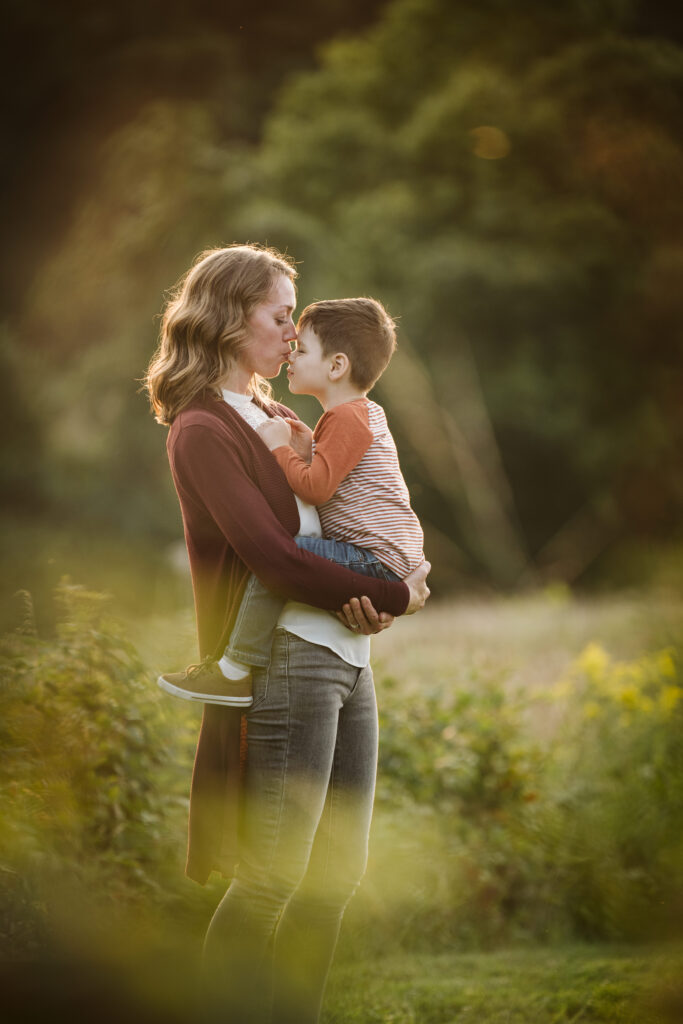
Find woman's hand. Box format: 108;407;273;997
335;561;431;633
404;560;431;613
285;418;314;464
257;418;292;451
335;596;394;635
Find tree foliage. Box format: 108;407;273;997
2;0;682;595
231;0;683;585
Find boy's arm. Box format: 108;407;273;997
270;402;373;505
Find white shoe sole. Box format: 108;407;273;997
157;675;253;707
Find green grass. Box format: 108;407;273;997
324;945;683;1023
3;941;679;1024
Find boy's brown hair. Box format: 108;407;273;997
297;297;397;391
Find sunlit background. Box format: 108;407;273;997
1;1;682;1021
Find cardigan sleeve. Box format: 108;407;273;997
272;402;373;505
171;421;410;616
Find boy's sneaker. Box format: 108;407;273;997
158;659;253;707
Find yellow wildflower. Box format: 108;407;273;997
656;650;677;680
659;685;683;714
618;685;641;709
619;661;644;686
577;643;610;683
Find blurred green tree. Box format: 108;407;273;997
3;0;682;598
231;0;683;586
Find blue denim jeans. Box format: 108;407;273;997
225;537;401;668
202;630;378;1023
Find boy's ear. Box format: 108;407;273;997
328;352;350;381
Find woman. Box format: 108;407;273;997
145;244;430;1023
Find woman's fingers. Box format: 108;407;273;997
350;596;375;634
337;597;395;634
364;600;395;632
340;599;362;631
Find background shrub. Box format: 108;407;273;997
352;640;683;950
1;584;681;959
0;583;193;954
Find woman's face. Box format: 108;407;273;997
239;275;297;379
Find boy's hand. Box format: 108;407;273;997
257;418;292;450
285;418;313;464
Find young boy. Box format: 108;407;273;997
158;297;424;705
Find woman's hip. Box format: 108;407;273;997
249;628;375;717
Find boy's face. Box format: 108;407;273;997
287;327;330;398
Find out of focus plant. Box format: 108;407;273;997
535;643;683;940
2;583;681;955
375;675;549;947
372;640;683;947
378;677;540;820
0;582;188;943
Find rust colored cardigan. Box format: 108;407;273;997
166;392;410;883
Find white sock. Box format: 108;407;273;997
218;654;251;680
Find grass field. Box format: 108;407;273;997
370;588;682;694
3;942;680;1024
324;945;683;1024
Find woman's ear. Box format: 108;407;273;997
328;352;350;381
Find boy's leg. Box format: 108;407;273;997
223;572;287;669
296;536;402;582
157;660;253;707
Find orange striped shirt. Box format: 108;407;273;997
273;398;424;578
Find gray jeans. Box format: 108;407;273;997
202;629;378;1024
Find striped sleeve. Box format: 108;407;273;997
272;401;373;506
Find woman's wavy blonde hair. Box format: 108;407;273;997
145;244;297;425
